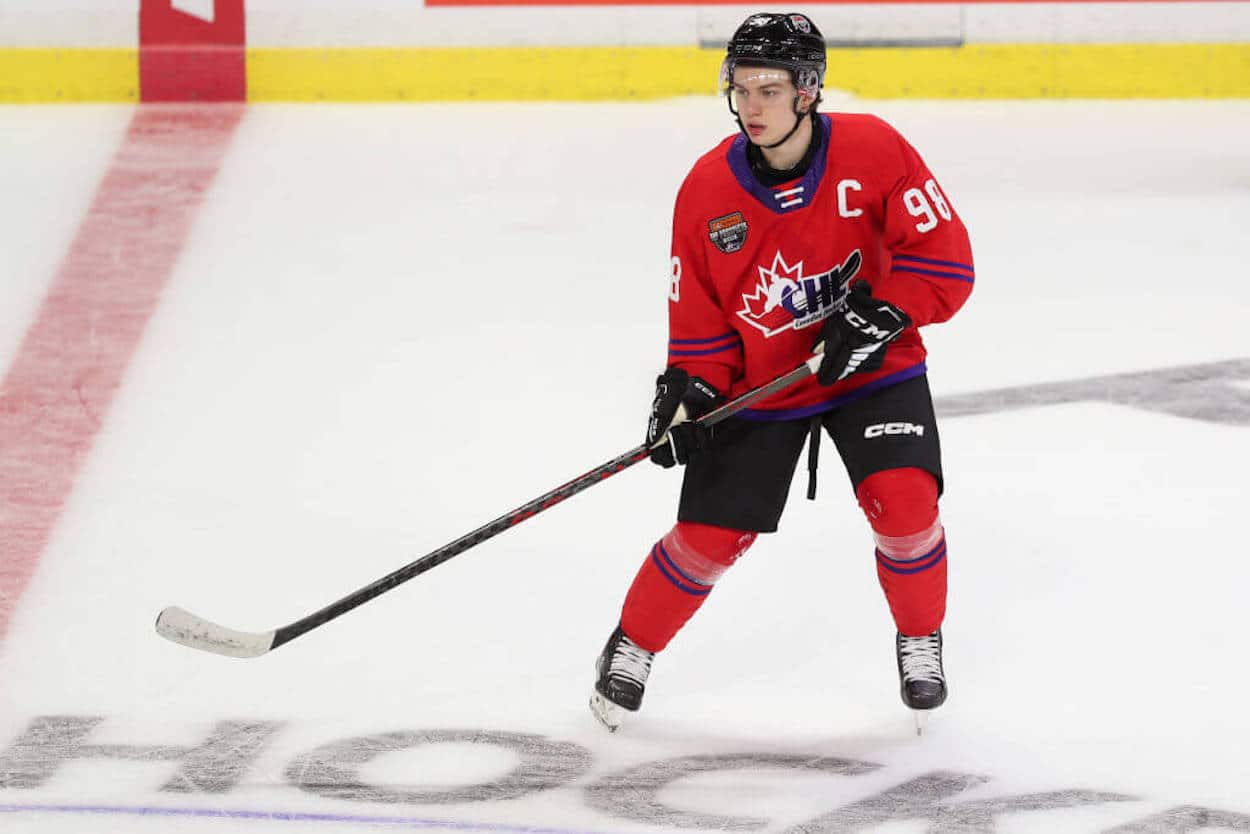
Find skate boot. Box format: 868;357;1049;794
589;625;654;732
896;629;947;732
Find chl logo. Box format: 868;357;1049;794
865;422;925;438
738;249;860;338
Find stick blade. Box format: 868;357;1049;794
155;606;275;659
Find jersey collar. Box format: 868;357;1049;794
727;114;830;215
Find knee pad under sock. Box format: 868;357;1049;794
621;522;756;652
857;468;947;637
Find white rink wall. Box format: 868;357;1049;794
2;0;1249;47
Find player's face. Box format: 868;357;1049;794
730;67;811;145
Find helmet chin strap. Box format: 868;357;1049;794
761;108;805;149
735;95;814;150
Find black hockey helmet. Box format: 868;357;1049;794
720;12;826;101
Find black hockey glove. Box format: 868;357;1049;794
814;282;912;385
647;367;720;468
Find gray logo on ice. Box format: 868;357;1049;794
2;716;1249;832
934;358;1250;426
285;729;591;805
0;716;280;793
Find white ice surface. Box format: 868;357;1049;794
0;96;1248;833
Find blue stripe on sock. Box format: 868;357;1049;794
876;539;945;569
876;544;947;575
657;541;709;588
650;546;711;596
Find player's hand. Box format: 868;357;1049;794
646;367;720;468
814;282;912;385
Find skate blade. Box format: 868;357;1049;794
589;691;624;733
912;709;929;736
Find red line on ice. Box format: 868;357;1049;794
0;104;244;646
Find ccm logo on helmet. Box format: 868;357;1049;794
864;422;925;438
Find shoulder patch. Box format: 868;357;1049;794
708;211;748;254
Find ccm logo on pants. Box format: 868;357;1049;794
864;422;925;438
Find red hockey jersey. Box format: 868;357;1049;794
666;112;974;420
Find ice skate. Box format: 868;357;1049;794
589;625;654;732
896;629;946;733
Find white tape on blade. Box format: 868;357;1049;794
172;0;215;23
156;606;273;658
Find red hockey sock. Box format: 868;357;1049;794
857;468;947;637
620;522;757;653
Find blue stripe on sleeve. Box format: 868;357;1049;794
668;342;740;357
669;331;739;346
893;254;975;274
891;265;975;284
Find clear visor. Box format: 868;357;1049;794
718;59;794;95
718;59;820;113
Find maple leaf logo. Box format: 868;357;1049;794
739;252;805;336
738;249;862;338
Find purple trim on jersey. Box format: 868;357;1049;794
893;254;975;274
668;332;742;357
650;544;711;596
726;114;830;216
668;342;740;358
670;331;739;346
876;540;947;575
892;265;975;285
736;362;928;422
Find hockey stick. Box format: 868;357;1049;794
155;352;825;658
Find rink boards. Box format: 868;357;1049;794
2;0;1250;100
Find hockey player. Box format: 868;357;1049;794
590;12;974;732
